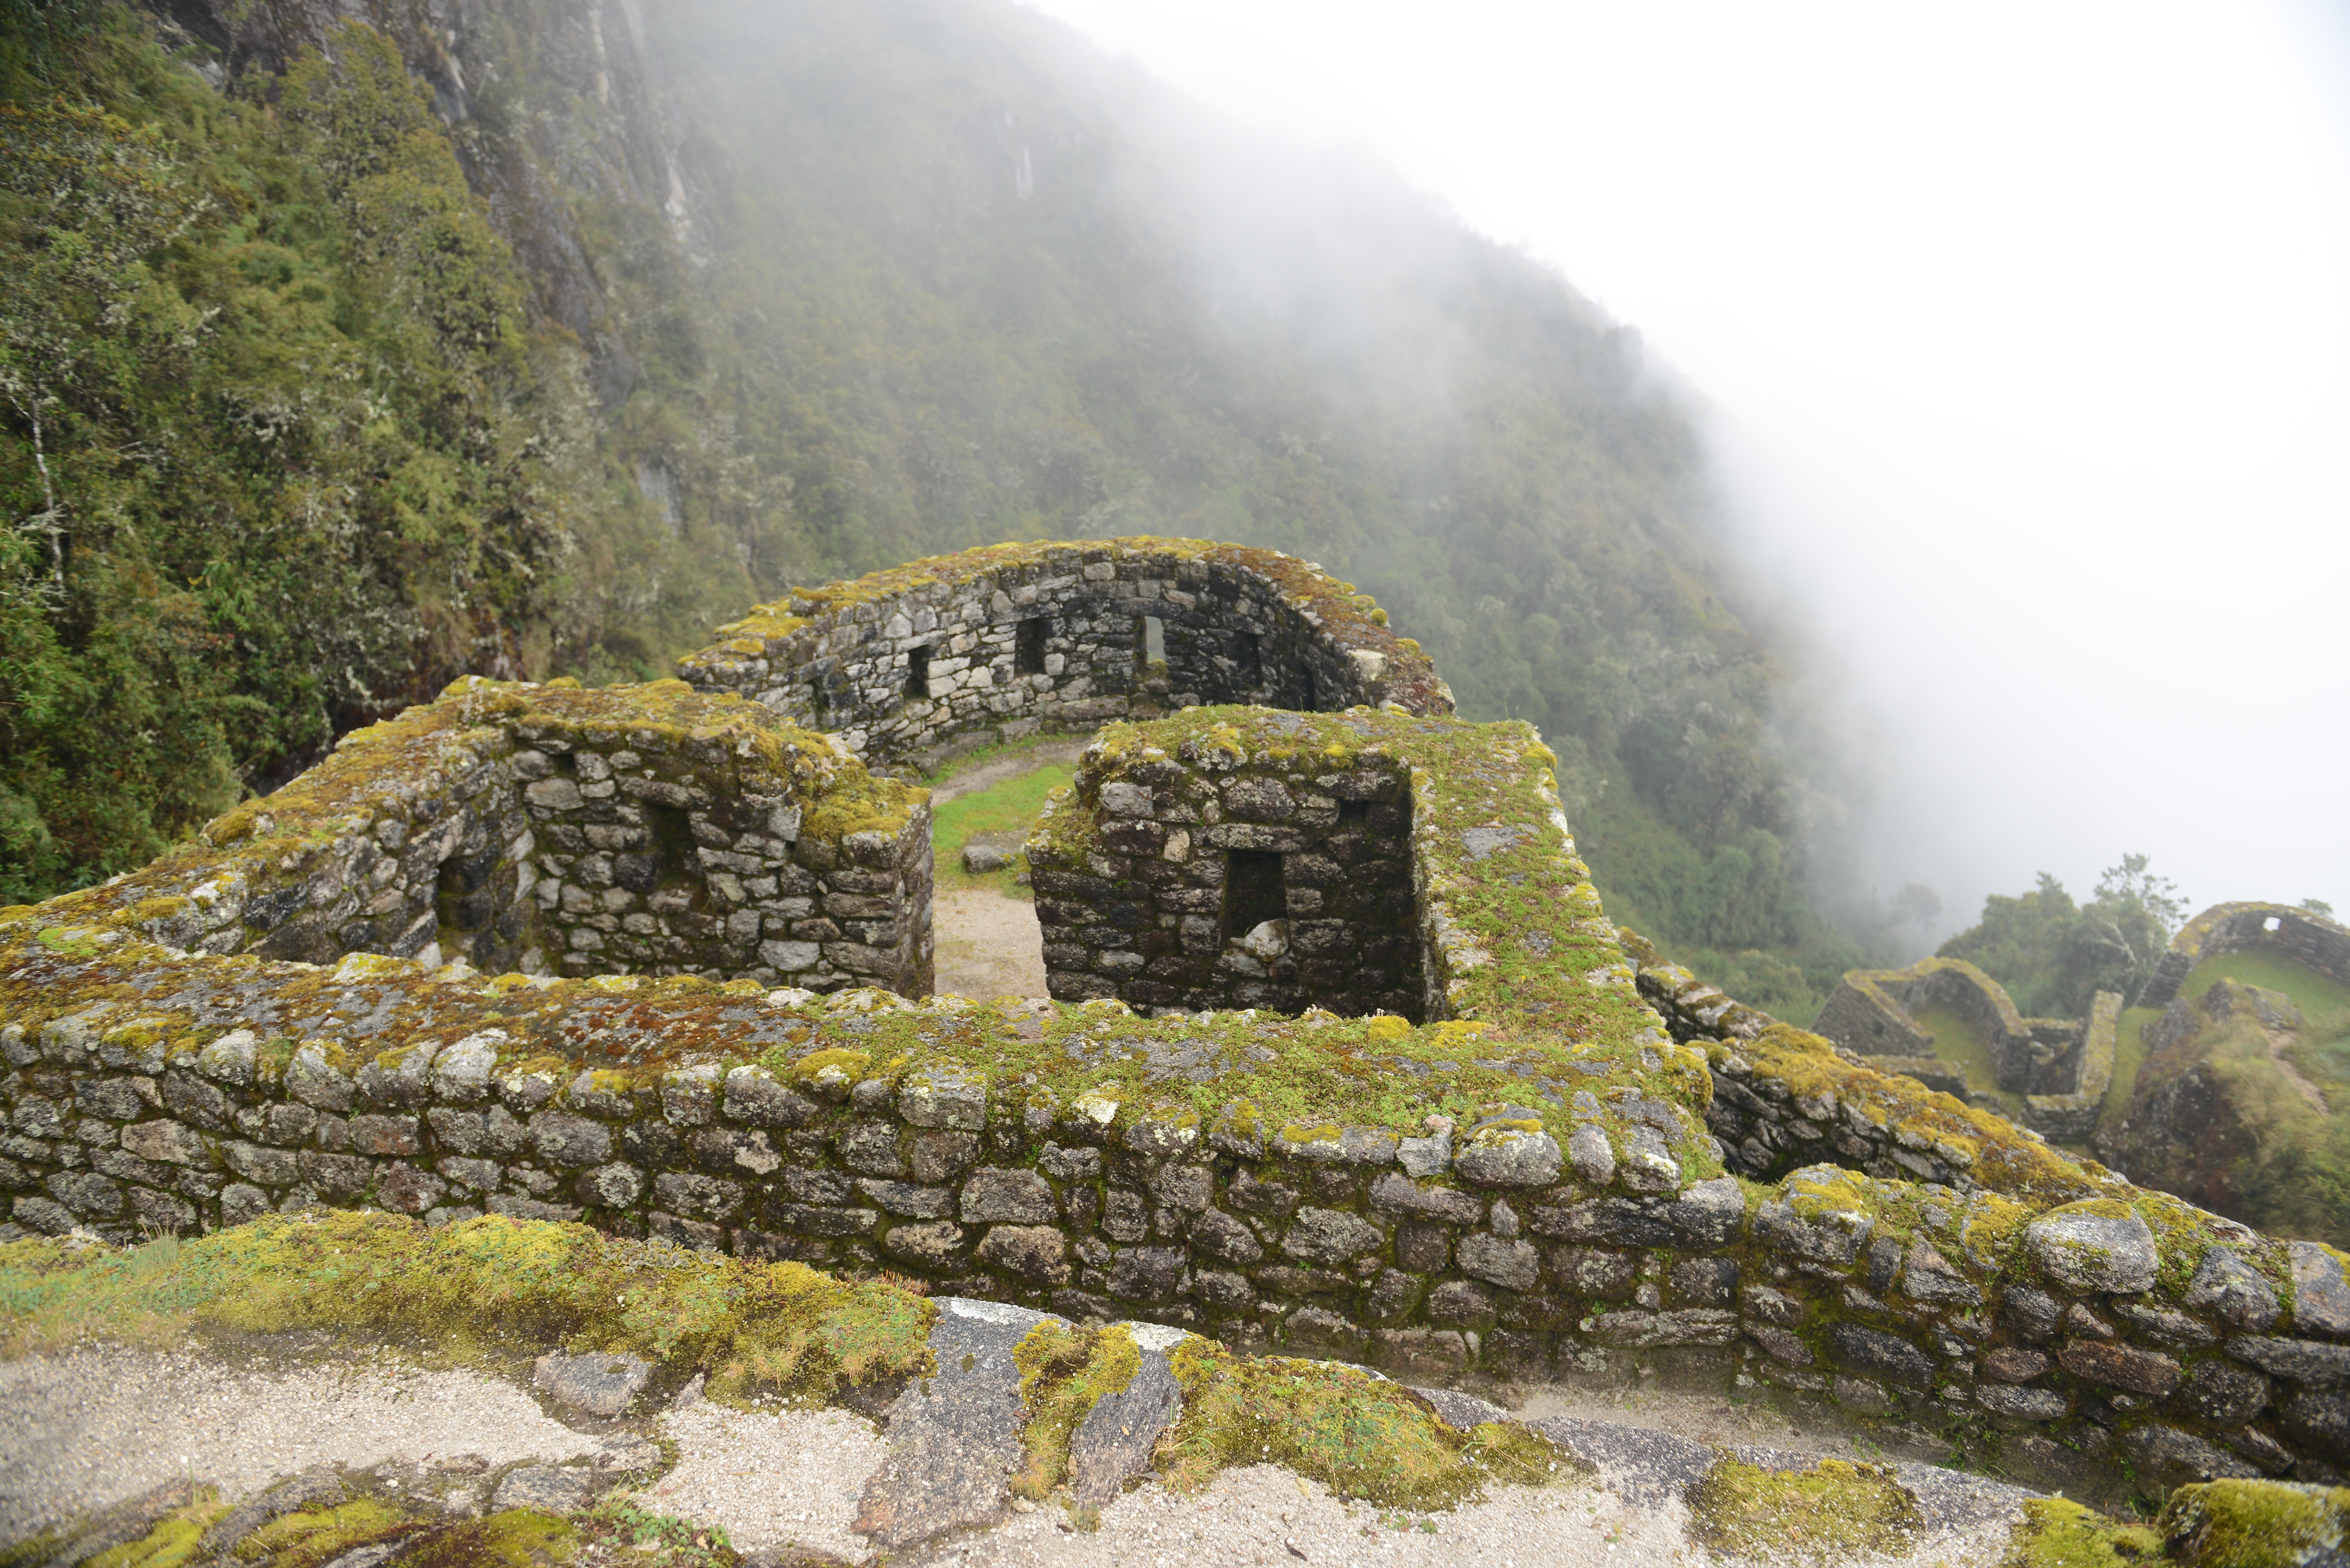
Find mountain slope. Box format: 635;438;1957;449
0;0;1882;1005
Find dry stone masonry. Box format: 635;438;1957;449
1027;712;1427;1018
1811;958;2118;1140
678;539;1453;771
4;537;2350;1503
68;678;932;997
2135;902;2350;1010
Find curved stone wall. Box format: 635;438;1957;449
2137;902;2350;1010
6;549;2350;1501
677;539;1453;770
1811;957;2117;1140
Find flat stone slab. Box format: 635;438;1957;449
492;1465;593;1513
1408;1386;1511;1430
1069;1324;1186;1509
1526;1415;1718;1507
534;1350;655;1419
853;1297;1057;1549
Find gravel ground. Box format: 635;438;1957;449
895;1465;2016;1568
0;1346;597;1540
930;886;1048;1002
642;1399;886;1561
0;1347;2023;1566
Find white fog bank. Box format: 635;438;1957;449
1027;0;2350;931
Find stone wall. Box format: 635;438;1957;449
79;678;933;998
1027;712;1423;1018
677;539;1453;771
11;553;2350;1497
1811;957;2114;1137
2137;902;2350;1010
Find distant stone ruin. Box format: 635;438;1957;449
6;538;2350;1500
1811;958;2118;1140
2137;901;2350;1009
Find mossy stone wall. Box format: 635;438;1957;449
676;539;1454;770
27;678;934;999
1028;718;1422;1017
1811;956;2115;1138
2138;903;2350;1010
7;550;2350;1501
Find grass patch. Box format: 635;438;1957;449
0;1211;935;1407
1158;1340;1576;1510
2180;951;2350;1021
1687;1458;1923;1562
1909;1002;2026;1113
931;760;1073;900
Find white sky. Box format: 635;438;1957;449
1024;0;2350;934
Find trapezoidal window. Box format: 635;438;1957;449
1014;616;1049;675
1224;849;1287;940
905;643;932;698
1299;664;1320;712
1134;614;1165;675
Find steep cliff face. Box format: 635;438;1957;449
171;0;728;410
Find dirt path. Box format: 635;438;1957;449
927;738;1083;1004
0;1343;2026;1568
932;887;1049;1002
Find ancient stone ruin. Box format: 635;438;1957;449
2136;902;2350;1010
1811;958;2118;1140
678;539;1452;770
4;536;2349;1501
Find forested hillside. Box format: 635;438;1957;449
0;0;1891;1009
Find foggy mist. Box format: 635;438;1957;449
1027;0;2350;940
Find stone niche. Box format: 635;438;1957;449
678;539;1454;770
125;678;933;997
1028;714;1423;1018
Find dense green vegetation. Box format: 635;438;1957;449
0;0;1889;1009
1936;855;2187;1019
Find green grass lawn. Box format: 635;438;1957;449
1907;1002;2027;1116
928;737;1079;899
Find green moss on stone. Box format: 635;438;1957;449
1687;1458;1924;1562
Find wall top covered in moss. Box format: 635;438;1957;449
675;539;1455;764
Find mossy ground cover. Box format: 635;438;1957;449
1687;1458;1923;1562
2099;950;2350;1249
1158;1339;1575;1511
1907;1001;2024;1113
4;1490;743;1568
0;1210;934;1406
929;753;1072;901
